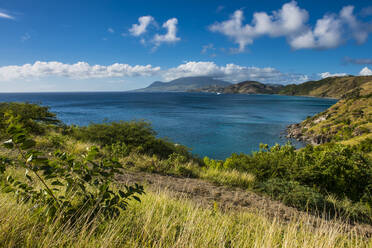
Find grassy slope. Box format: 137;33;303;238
1;189;370;247
279;75;372;98
1;134;369;247
0;91;371;247
287;79;372;147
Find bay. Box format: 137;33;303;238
0;92;337;159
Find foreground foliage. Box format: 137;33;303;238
0;190;371;248
1;111;144;224
0;102;371;246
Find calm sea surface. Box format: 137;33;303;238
0;92;336;159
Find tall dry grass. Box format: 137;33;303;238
0;188;370;248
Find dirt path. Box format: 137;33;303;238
117;171;372;235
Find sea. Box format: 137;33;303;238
0;92;337;159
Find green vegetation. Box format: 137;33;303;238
288;79;372;148
279;75;372;98
0;102;371;247
70;121;191;160
200;142;372;223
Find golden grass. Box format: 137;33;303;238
0;188;371;248
199;167;256;189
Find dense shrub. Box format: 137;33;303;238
72;121;191;159
0;102;59;135
256;179;327;211
203;142;372;212
1;113;144;223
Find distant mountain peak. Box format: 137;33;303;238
134;76;232;92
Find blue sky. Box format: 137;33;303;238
0;0;371;92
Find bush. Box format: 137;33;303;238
257;179;327;211
0;102;60;135
72;121;191;159
1;113;144;223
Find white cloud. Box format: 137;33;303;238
209;1;309;52
319;72;347;79
290;14;343;50
359;67;372;76
153;18;180;45
0;11;14;20
0;61;161;81
0;61;314;85
108;28;115;33
129;16;154;36
210;1;372;51
164;61;309;84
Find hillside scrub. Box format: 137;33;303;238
70;121;191;160
0;102;371;228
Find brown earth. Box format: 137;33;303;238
117;171;372;236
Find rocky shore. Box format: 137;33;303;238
286;123;331;146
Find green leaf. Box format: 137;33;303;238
25;169;33;182
21;139;36;149
51;180;64;186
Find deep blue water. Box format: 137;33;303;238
0;92;336;159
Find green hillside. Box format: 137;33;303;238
287;79;372;149
279;75;372;98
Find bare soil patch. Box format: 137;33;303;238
117;171;372;236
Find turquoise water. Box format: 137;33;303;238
0;92;336;159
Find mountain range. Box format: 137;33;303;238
135;75;372;100
133;76;231;92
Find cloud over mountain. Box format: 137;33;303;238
319;72;348;79
359;67;372;76
164;61;309;84
0;61;311;85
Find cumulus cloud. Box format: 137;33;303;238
128;16;180;49
164;61;309;84
153;18;180;45
359;67;372;76
210;1;372;51
129;16;154;36
290;14;343;49
0;61;161;81
0;11;14;20
319;72;347;79
0;61;314;85
107;28;115;33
